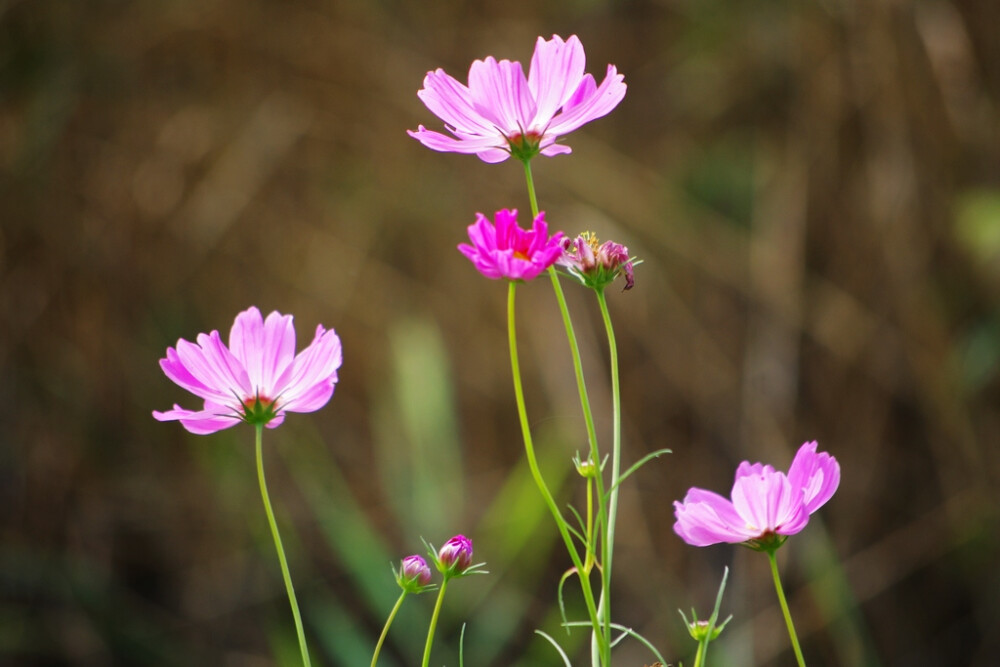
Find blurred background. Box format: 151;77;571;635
2;0;999;665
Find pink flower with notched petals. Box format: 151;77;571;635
459;209;564;282
153;306;342;434
408;34;626;163
673;441;840;548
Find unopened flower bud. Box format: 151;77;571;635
437;534;473;577
687;618;726;642
575;456;599;478
396;554;432;593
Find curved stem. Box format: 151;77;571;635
372;591;407;667
767;550;807;667
421;578;448;667
255;424;311;667
507;281;607;662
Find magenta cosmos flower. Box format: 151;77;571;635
408;34;626;163
459;209;564;281
153;306;342;434
673;441;840;548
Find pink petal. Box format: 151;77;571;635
528;35;587;129
546;65;627;136
673;488;754;546
159;347;222;402
172;331;251;400
229;307;296;396
787;441;841;514
731;470;810;537
735;461;771;480
407;126;506;156
416;69;497;136
467;57;532;133
276;324;342;413
538;143;573;157
153;401;242;434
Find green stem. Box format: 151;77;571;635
507;281;607;663
767;550;807;667
371;591;407;667
522;158;609;667
421;578;449;667
594;289;620;662
522;159;540;219
693;640;707;667
255;424;311;667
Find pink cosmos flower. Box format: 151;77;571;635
153;306;342;434
408;34;627;163
459;209;564;281
673;441;840;548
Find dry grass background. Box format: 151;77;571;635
2;0;999;665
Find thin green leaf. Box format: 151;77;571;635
534;630;573;667
607;448;672;495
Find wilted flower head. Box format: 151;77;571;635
153;306;342;434
673;441;840;549
395;554;433;593
559;231;636;291
436;534;474;577
408;34;626;163
459;209;564;282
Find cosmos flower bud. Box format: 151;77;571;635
396;554;433;593
573;452;600;478
436;534;474;577
687;618;726;643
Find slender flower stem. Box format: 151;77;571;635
522;159;540;219
522;159;610;667
585;476;595;572
594;289;621;660
371;591;407;667
255;425;311;667
507;281;607;663
421;578;449;667
522;161;600;464
693;640;707;667
767;550;807;667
